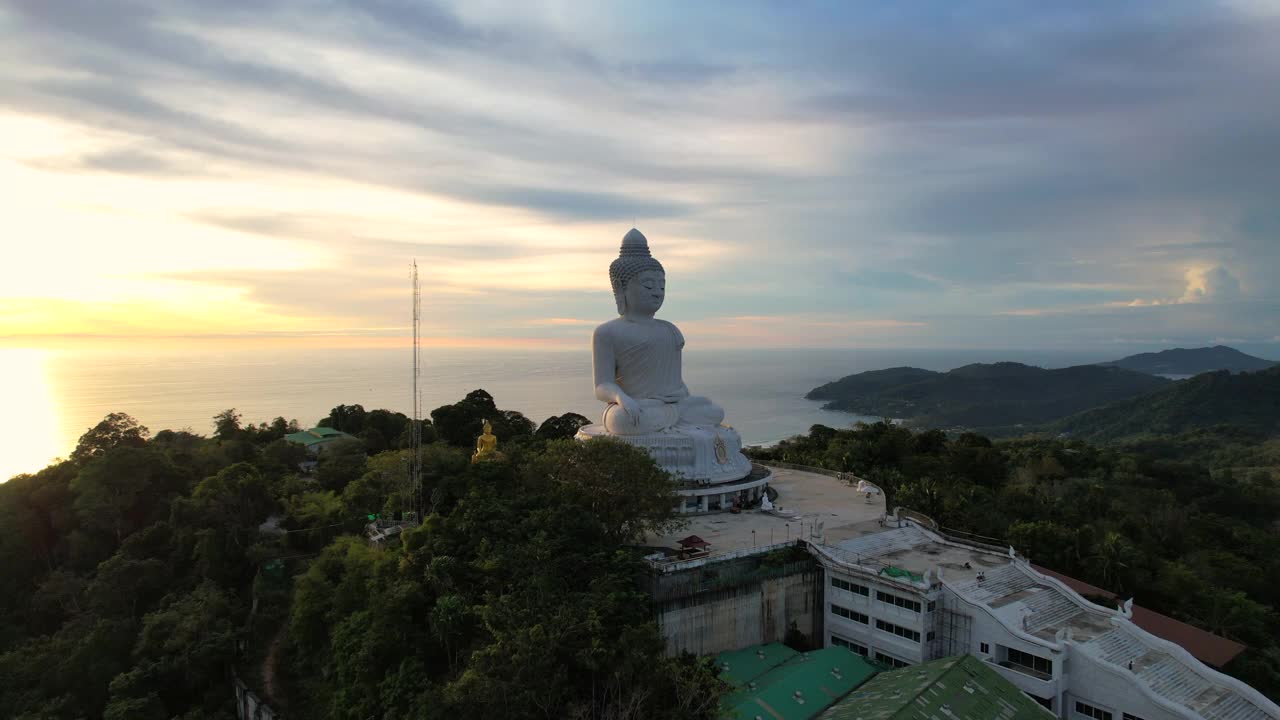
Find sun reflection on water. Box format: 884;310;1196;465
0;349;62;481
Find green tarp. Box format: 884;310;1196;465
878;566;923;583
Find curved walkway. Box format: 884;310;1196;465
646;466;885;556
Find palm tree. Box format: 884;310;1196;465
1090;531;1132;591
431;593;468;675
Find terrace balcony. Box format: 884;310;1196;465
986;656;1059;698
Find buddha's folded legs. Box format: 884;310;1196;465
676;395;725;427
602;398;681;435
602;396;727;435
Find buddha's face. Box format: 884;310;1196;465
623;270;665;316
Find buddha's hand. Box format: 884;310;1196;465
616;393;642;424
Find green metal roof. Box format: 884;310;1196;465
284;427;353;447
716;643;800;689
818;655;1054;720
724;647;879;720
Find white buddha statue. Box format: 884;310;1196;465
593;229;725;435
577;229;753;486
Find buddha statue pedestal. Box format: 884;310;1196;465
575;421;772;514
573;228;771;514
575;422;753;485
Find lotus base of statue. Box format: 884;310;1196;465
575;420;754;486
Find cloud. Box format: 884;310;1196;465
530;318;596;326
1120;265;1246;307
25;145;200;175
459;187;691;222
676;314;929;348
2;1;1279;348
1180;266;1244;303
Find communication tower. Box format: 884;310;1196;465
410;260;424;519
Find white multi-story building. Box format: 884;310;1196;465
811;520;1279;720
646;468;1277;719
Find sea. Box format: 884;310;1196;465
0;346;1119;482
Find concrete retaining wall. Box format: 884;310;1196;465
651;548;823;656
234;678;278;720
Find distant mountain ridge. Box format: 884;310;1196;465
806;362;1169;430
1053;365;1280;440
1099;345;1277;376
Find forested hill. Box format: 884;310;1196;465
1054;366;1280;440
806;362;1169;430
1100;345;1278;375
0;394;721;720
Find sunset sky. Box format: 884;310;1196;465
3;1;1279;351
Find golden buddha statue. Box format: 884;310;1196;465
472;420;501;463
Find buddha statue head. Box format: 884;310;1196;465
609;228;665;316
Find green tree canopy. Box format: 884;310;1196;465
535;412;592;441
72;412;150;463
431;389;535;447
104;581;239;717
318;403;368;434
315;437;368;493
212;408;243;441
521;438;682;545
282;435;715;720
72;447;187;548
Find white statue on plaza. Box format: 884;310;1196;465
577;229;753;486
592;228;725;435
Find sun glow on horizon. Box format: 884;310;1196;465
0;333;585;353
0;349;62;481
0;109;687;341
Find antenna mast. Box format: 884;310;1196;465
410;260;424;519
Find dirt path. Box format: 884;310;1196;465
260;624;287;707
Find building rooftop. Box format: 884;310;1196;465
819;654;1053;720
825;523;1280;720
716;642;800;689
284;427;352;447
1128;606;1247;670
646;467;885;558
724;646;880;720
1032;564;1247;668
827;524;1008;586
952;563;1115;643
